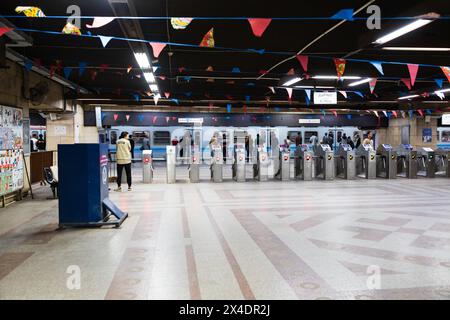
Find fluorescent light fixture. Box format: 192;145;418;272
294;85;335;89
435;88;450;94
373;19;433;45
282;77;302;86
312;76;361;80
143;72;156;83
382;47;450;51
398;94;419;100
134;52;151;69
348;78;372;87
149;84;159;92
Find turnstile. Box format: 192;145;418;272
314;144;334;180
189;150;200;183
211;147;223;182
232;148;246;182
294;146;313;181
253;150;270;181
142;150;153;183
336;144;356;180
395;144;418;179
276;149;290;181
417;147;435;178
376;144;397;179
435;148;450;178
355;144;376;179
166;146;176;184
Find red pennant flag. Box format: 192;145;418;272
49;65;57;78
334;58;346;79
55;60;63;73
287;68;295;75
369;78;377;94
172;116;177;121
401;78;411;90
99;64;109;72
178;67;186;73
243;105;247;113
248;18;272;37
199;28;214;47
441;66;450;83
332;110;338;117
113;114;119;121
164;92;171;98
158;76;166;80
392;110;398;118
150;42;167;58
417;109;424;117
152;116;158;124
296;55;308;72
407;64;419;86
259;70;268;75
0;27;13;37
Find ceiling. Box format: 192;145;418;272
1;0;449;112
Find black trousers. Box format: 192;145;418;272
117;163;132;187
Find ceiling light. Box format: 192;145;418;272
373;19;433;45
282;77;302;86
398;94;419;100
348;78;372;87
294;85;335;89
382;47;450;51
435;88;450;94
134;52;151;69
149;84;159;92
312;76;362;80
143;72;156;83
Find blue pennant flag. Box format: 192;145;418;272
346;114;352;120
227;104;232;113
370;61;384;75
408;110;414;118
25;61;33;71
426;109;432;115
305;96;310;106
245;95;251;102
331;9;354;21
79;62;87;77
184;76;192;82
354;91;364;98
138;115;144;122
232;67;241;73
275;107;281;112
171;98;180;105
435;79;444;88
133;94;140;102
185;92;192;97
63;67;72;79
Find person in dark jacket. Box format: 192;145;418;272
347;136;355;149
128;135;135;162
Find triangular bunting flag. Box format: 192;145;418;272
171;18;193;30
286;88;293;100
133;94;140;102
304;89;311;101
392;110;398;118
24;61;33;71
126;115;130;122
98;35;113;47
370;61;384;75
164;92;171;99
0;27;14;37
166;116;170;123
435;79;444;88
373;111;379;118
330;9;354;21
296;55;308;72
247;18;272;37
354;91;364;98
227;104;232;113
232;67;241;73
332;110;338;117
417;109;424;117
382;110;388;117
150;42;167;58
339;91;347;99
401;78;411;90
152;116;158;124
369;78;377;94
63;67;72;79
408;110;414;118
287;68;295;75
113;114;119;121
86;17;116;29
154;93;161;105
436;91;445;100
334;58;346;79
269;87;275;94
171;99;180;105
441;66;450;83
138;115;144;122
407;64;419;86
200;28;214;47
79;62;87;77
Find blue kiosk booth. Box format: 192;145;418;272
58;143;128;228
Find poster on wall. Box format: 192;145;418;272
0;105;24;196
22;119;30;155
422;128;432;143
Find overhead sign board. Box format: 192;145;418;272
442;114;450;125
314;91;337;105
178;118;204;124
299;119;321;124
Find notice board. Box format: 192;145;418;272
0;105;24;196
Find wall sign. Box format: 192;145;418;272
314;92;337;105
54;125;67;136
442;114;450;125
299;119;321;124
178;118;204;124
422;128;432;143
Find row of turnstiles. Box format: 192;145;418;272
141;144;450;183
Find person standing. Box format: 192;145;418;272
30;134;39;152
128;135;135;162
115;132;132;192
141;134;151;150
36;134;46;151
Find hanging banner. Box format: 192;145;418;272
334;58;346;79
248;18;272;37
314;91;337;105
200;28;214;47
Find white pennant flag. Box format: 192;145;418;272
87;17;115;29
286;88;293;99
269;86;275;94
382;110;388;117
338;91;347;99
436;91;445;100
98;35;113;47
154;93;161;105
373;110;379;117
304;89;311;100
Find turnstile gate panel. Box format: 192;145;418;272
315;144;334;180
418;147;436;178
355;144;376;179
435;149;450;178
376;144;397;179
278;150;290;181
211;147;223;182
295;146;313;181
166;146;176;184
189;151;200;183
233;148;246;182
395;144;418;179
336;144;356;180
142;150;153;183
254;150;269;181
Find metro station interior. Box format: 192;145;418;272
0;0;450;301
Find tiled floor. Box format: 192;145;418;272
1;163;450;300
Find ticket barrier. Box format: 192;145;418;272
434;149;450;178
166;146;176;184
335;144;356;180
142;150;153;183
395;144;418;179
376;144;397;179
211;147;223;182
294;145;313;181
314;144;334;180
253;150;270;182
276;149;290;181
232;148;246;182
189;151;200;183
355;144;376;179
417;147;436;178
